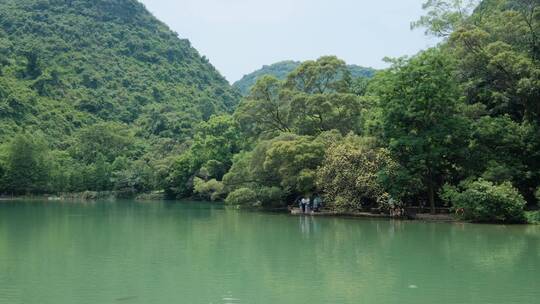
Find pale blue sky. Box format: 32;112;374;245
139;0;439;82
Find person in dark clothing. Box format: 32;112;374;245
295;196;302;210
313;195;323;212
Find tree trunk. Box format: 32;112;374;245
428;183;435;214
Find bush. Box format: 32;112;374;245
225;188;258;206
441;179;526;223
525;211;540;224
257;186;284;208
535;187;540;206
193;177;224;201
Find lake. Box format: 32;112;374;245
0;200;538;304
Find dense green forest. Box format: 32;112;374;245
233;60;376;96
0;0;539;223
191;0;540;223
0;0;238;196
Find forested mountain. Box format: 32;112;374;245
0;0;238;142
0;0;239;195
233;60;376;95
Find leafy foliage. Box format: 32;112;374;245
1;0;538;224
0;0;239;196
441;179;526;223
166;115;242;198
411;0;481;36
0;133;50;194
373;49;469;212
193;177;225;201
317;135;393;211
225;188;258;206
235;57;367;139
233;60;376;96
220;0;540;217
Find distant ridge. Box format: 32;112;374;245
233;60;376;95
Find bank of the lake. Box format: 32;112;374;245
2;194;539;225
0;191;167;202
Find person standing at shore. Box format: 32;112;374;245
295;196;303;211
313;195;323;212
301;197;311;213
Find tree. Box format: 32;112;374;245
1;133;50;194
465;116;538;200
441;178;527;223
285;56;351;94
234;76;291;138
111;157;153;195
235;57;365;139
317;135;393;211
69;122;135;164
225;188;258;206
443;0;540;121
193;177;224;201
24;48;43;79
222;132;341;206
91;154;111;191
376;49;468;213
190;115;242;168
256;186;284;208
0;0;241;195
288;92;363;135
166;151;198;198
0;157;5;193
506;0;539;60
166;115;242;198
412;0;481;37
262;134;326;194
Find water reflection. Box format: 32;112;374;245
0;201;538;304
298;215;322;236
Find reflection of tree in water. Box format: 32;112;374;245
439;224;536;270
1;202;538;304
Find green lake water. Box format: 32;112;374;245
0;200;538;304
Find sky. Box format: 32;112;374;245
139;0;439;83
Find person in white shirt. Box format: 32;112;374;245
300;197;308;213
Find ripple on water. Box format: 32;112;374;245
221;292;240;304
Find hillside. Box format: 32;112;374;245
233;60;376;95
0;0;239;143
0;0;239;195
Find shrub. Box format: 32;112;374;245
525;211;540;224
257;186;284;208
193;177;224;201
225;188;258;206
441;179;526;223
